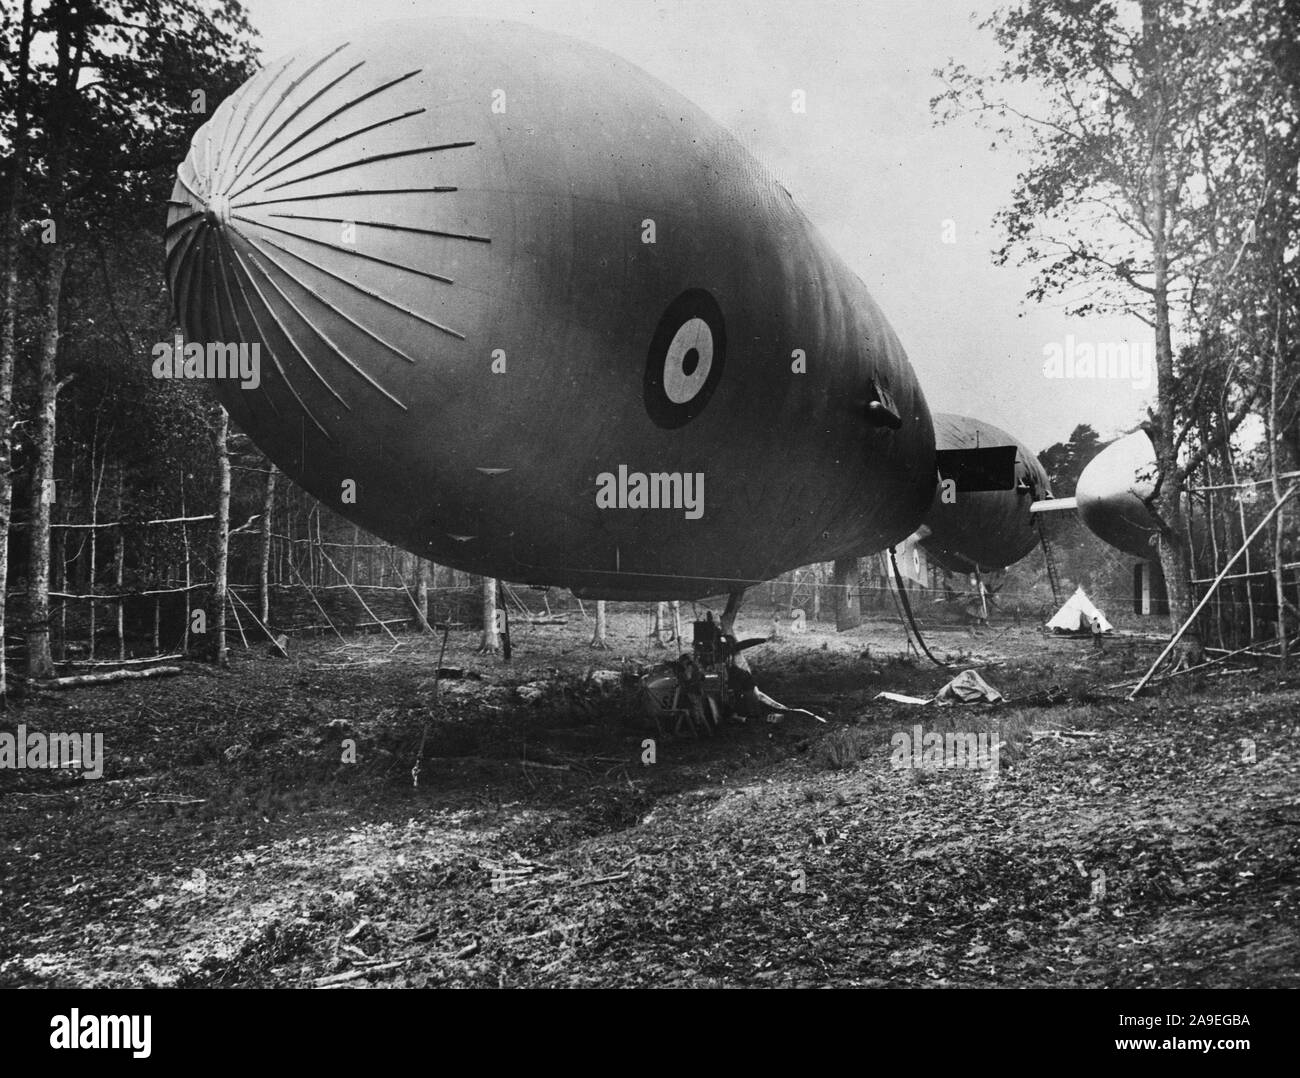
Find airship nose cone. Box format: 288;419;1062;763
164;33;492;454
203;192;231;227
1076;429;1161;558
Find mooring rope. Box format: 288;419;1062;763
888;547;950;668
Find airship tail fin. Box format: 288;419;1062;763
1029;496;1078;513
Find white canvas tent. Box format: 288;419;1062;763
1047;586;1113;633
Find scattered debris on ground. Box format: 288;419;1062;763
1;615;1295;988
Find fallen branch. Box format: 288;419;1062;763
503;923;582;945
520;759;571;772
37;666;183;689
570;872;629;887
55;652;183;667
1105;636;1290;690
314;958;414;986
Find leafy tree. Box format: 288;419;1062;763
1033;424;1127;597
1039;423;1105;495
933;0;1296;664
1;0;257;679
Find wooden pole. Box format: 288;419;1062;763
1202;454;1226;649
180;475;191;655
652;602;668;646
317;506;328;586
497;578;512;661
309;504;319;587
213;408;231;666
228;584;280;648
286;551;348;644
1225;432;1256;639
591;599;609;649
115;464;124;661
259;464;276;626
228;585;250;650
54;503;66;660
40;665;183;689
1129;483;1299;699
832;557;861;631
721;588;745;635
1269;336;1288;667
479;576;500;652
415;558;431;632
316;543;400;644
88;438;101;660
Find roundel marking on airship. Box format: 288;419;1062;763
663;318;713;403
644;289;726;428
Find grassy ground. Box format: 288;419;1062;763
0;610;1296;988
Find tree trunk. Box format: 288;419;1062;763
497;579;512;660
652;602;669;646
1223;429;1256;641
0;0;34;700
720;588;745;636
180;474;191;655
832;557;862;631
1269;326;1288;666
25;4;80;682
1143;0;1201;667
115;464;124;661
53;519;66;661
1263;105;1296;663
590;599;610;649
316;508;327;586
478;575;499;652
25;245;68;681
414;558;431;632
213;408;230;665
260;463;276;626
88;439;101;660
671;600;682;651
310;505;320;587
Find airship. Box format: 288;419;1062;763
918;414;1052;573
165;17;1084;600
1073;429;1161;559
1031;427;1169;615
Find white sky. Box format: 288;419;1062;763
242;0;1155;452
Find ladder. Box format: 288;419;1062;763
1036;517;1064;606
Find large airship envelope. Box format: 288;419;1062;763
166;18;936;599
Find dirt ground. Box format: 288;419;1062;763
1;608;1297;988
